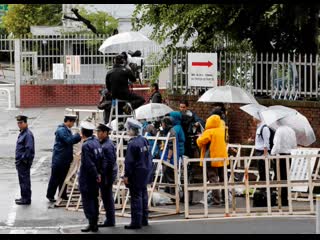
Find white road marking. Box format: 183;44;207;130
9;229;38;234
5;156;48;227
0;214;315;231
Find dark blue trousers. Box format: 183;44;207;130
16;162;31;201
129;185;148;226
81;188;99;224
99;181;115;225
46;164;69;199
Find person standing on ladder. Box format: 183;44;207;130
105;55;145;116
46;114;81;203
96;123;118;228
122;118;153;229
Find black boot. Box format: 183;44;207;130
124;224;141;229
81;224;92;233
90;219;99;232
81;220;99;233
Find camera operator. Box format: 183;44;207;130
106;55;145;115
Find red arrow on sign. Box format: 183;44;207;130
192;61;213;67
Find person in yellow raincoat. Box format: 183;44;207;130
196;114;228;205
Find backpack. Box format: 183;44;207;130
259;125;275;152
253;190;277;207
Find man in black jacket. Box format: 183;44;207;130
148;83;162;103
106;55;145;114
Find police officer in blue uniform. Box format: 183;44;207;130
96;123;118;227
46;114;81;202
123;118;153;229
15;115;35;205
79;121;103;233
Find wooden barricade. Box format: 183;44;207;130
183;150;320;219
57;130;181;218
65;108;103;127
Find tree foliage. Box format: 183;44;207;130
133;4;320;54
62;7;118;36
78;8;118;35
2;4;62;36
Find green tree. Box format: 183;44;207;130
2;4;62;36
62;7;118;36
78;7;118;35
133;4;320;54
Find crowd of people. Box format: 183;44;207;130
12;54;299;232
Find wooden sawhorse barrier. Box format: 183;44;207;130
56;130;181;219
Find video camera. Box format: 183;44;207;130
120;51;144;85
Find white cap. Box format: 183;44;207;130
125;118;143;130
64;113;77;118
80;121;95;130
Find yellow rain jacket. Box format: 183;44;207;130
196;115;228;167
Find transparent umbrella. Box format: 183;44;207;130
260;105;297;126
240;103;268;120
260;105;316;146
134;103;173;120
98;31;157;54
198;85;258;104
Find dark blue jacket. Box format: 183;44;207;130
52;124;81;167
79;136;103;193
169;111;185;157
124;135;153;187
15;128;35;165
100;137;118;184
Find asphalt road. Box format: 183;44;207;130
0;105;318;234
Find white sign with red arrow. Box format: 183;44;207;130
188;53;217;87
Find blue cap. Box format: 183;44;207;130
96;123;112;132
16;115;28;122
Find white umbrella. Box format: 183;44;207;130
261;105;316;146
260;105;297;126
276;113;316;146
134;103;173;120
240;103;268;120
99;31;157;54
198;86;258;104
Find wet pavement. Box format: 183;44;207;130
0;106;318;234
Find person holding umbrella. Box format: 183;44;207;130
271;125;297;206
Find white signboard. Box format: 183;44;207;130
188;53;217;87
290;148;318;192
52;63;64;80
66;55;80;75
158;67;169;89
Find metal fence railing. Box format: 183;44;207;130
2;34;161;85
171;51;320;100
2;34;320;101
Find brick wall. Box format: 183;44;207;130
20;84;155;108
167;95;320;147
